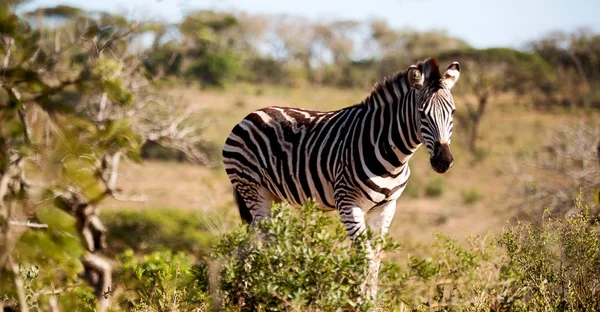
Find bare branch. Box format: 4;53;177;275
17;104;31;144
9;220;48;229
82;253;112;312
110;193;148;202
508;122;600;218
32;282;84;300
1;36;13;70
7;255;29;312
0;155;24;208
54;189;112;310
134;101;212;166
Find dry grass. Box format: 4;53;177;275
102;83;599;245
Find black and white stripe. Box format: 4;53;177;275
222;57;460;296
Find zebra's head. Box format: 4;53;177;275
408;58;460;174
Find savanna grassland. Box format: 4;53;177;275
2;2;600;311
107;83;598;249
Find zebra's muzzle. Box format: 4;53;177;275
430;142;454;174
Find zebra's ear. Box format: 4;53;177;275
407;65;425;90
442;62;460;89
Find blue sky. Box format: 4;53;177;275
22;0;600;49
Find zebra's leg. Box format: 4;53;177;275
233;181;275;226
365;200;397;298
335;200;375;298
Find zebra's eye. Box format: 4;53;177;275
451;109;456;116
419;109;426;118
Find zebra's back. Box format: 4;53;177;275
222;106;357;209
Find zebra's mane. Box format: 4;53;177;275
418;57;442;86
363;57;442;106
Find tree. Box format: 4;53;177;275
0;4;209;311
179;10;244;87
531;29;600;108
438;48;554;154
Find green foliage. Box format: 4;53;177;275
140;141;187;162
379;233;510;310
102;209;217;256
439;47;555;91
25;5;85;19
337;59;378;88
180;10;238;43
214;202;375;311
246;56;287;85
425;177;445;197
500;194;600;310
5;196;598;311
143;44;183;77
186;51;244;87
117;250;210;311
2;207;98;311
462;188;484;204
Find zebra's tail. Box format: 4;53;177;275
234;189;253;224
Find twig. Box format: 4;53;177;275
110;193;148;202
18;104;31;144
9;220;48;229
1;36;13;69
8;255;29;312
31;282;84;301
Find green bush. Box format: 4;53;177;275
214;202;375;311
378;233;511;311
102;209;217;256
185;51;243;87
462;188;484;204
142;44;183;77
209;193;600;311
500;194;600;311
116;250;210;311
425;177;445;197
246;56;287;85
140;141;187;162
7;197;599;311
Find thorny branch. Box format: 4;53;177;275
506;122;600;218
0;155;30;312
54;188;111;312
132;98;213;166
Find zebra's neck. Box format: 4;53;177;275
358;74;422;173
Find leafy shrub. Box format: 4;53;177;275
425;177;445;197
246;56;287;85
7;194;600;311
117;250;210;311
378;233;514;311
4;207;97;311
102;209;217;256
214;202;375;311
185;51;243;87
500;194;600;310
462;188;484;204
140;141;187;162
142;44;183;77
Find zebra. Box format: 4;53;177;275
222;57;460;297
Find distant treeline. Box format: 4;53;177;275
25;5;600;108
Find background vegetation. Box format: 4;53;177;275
1;1;599;311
